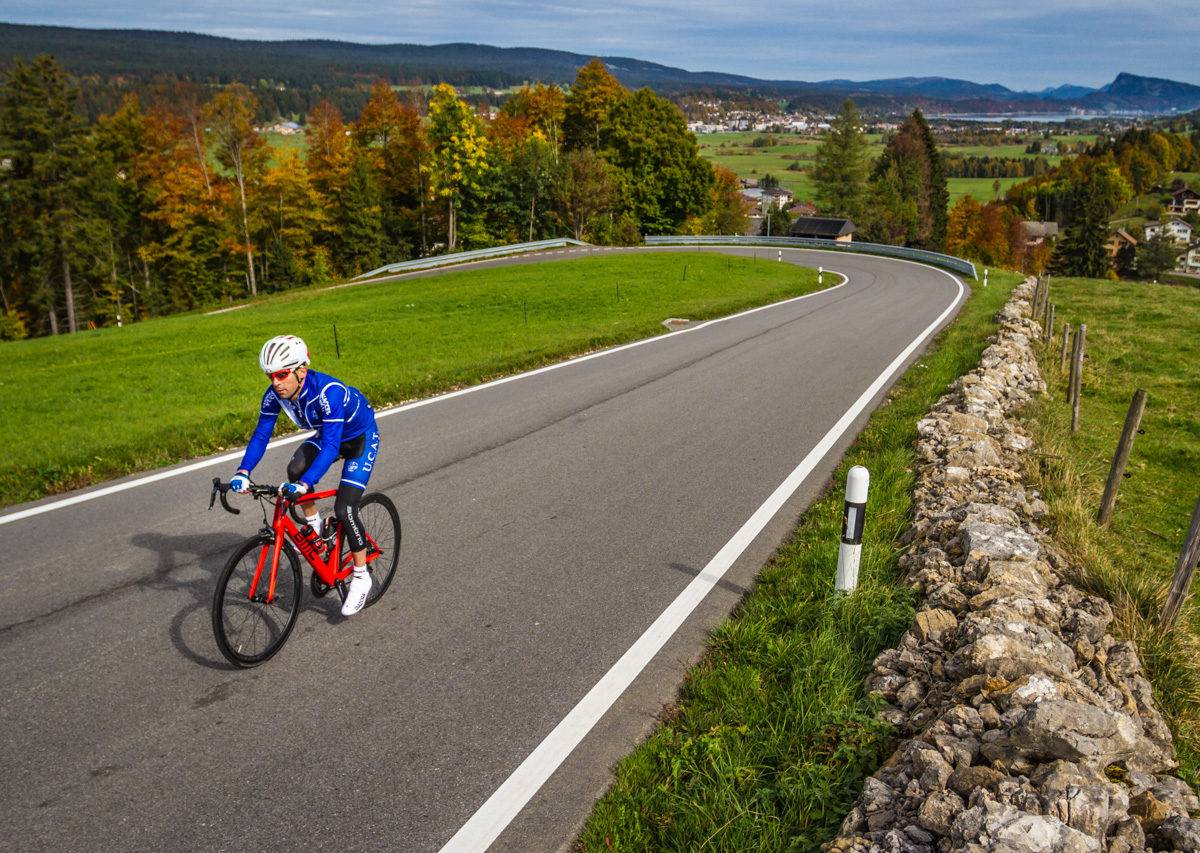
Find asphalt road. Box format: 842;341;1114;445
0;247;965;852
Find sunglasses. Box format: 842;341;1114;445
266;368;293;382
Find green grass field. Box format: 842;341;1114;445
261;131;306;167
0;253;820;508
695;131;1086;210
949;177;1021;206
1025;277;1200;781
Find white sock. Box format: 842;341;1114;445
306;511;321;531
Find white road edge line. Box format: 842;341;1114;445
0;256;849;527
437;269;966;852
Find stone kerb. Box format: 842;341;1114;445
823;278;1200;853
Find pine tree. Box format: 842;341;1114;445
0;55;105;334
812;99;868;220
1134;227;1180;280
93;94;151;324
1050;180;1111;278
335;154;386;276
912;109;949;252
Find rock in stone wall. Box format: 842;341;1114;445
823;278;1200;853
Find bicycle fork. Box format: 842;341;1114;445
248;529;283;603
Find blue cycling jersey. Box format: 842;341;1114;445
238;369;377;489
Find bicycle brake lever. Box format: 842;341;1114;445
210;477;240;515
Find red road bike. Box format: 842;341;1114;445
209;478;401;667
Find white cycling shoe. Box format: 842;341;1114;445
341;570;372;616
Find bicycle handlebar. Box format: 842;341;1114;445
209;477;284;514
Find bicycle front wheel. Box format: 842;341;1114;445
212;536;303;667
346;492;401;609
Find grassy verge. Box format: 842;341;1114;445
1;252;818;509
1022;277;1200;787
576;270;1024;851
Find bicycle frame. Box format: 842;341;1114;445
247;488;378;604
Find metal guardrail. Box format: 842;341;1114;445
351;235;977;282
351;238;592;280
643;235;978;280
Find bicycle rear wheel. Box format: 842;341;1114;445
344;492;401;609
212;536;303;667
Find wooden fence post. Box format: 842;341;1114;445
1070;324;1087;432
1060;323;1070;372
1068;326;1081;410
1097;389;1148;526
1045;304;1055;345
1161;496;1200;630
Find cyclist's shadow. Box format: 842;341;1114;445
130;531;348;670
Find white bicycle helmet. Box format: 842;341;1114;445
259;334;311;374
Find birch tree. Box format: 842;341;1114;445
204;83;268;296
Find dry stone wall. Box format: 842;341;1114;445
823;278;1200;853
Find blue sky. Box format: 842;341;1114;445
1;0;1197;92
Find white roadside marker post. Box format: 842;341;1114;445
818;266;823;284
835;466;870;593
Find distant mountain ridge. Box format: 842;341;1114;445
1;21;1199;116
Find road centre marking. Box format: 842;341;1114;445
0;252;849;527
438;268;966;851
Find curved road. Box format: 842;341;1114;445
0;247;966;851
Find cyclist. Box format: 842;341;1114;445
230;334;380;616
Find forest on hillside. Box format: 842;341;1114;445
0;57;738;339
2;44;1198;342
